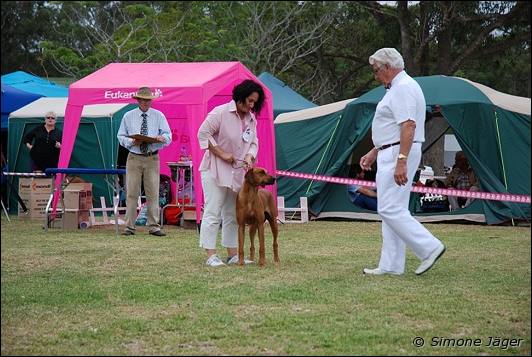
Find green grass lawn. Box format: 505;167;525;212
1;217;530;355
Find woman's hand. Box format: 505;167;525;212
55;142;61;149
243;153;255;170
207;142;234;165
220;152;235;165
26;143;33;150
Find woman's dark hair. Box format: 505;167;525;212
232;79;265;114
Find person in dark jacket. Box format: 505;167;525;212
24;111;62;172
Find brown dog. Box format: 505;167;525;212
236;167;279;266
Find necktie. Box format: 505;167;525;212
140;113;148;153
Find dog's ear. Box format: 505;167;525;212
245;168;255;185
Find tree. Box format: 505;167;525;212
359;1;531;96
3;1;529;99
41;1;188;77
1;1;57;75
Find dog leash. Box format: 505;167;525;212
231;159;247;169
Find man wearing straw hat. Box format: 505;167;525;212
117;87;171;237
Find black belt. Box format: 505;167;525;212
130;150;158;157
376;141;421;151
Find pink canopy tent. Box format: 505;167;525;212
55;62;275;223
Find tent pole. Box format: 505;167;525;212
494;109;514;226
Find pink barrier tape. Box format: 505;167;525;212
276;170;531;204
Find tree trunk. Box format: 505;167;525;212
422;115;449;176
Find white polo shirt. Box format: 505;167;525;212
371;71;426;148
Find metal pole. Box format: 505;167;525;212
494;110;514;226
1;199;10;222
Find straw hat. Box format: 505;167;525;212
132;87;159;100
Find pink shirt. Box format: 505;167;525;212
198;100;259;192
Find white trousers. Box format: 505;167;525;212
199;170;238;250
376;143;442;273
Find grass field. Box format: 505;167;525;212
1;217;530;355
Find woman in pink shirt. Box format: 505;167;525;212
197;80;265;267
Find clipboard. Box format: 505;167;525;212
127;134;160;143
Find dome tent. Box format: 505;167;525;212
258;72;317;119
276;75;530;225
7;97;134;212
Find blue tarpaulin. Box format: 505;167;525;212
1;71;68;97
1;84;42;130
1;71;68;129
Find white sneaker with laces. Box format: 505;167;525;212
363;267;402;276
206;255;226;267
415;244;446;275
227;255;255;265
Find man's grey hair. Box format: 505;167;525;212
369;48;404;70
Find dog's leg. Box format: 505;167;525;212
249;224;257;262
268;217;280;263
258;223;266;266
238;224;246;266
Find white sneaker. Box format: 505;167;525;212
206;255;226;267
415;244;446;275
226;255;255;265
363;267;402;276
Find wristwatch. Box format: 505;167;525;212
397;153;408;160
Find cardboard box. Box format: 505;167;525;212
18;177;53;195
63;190;93;210
65;182;93;192
62;209;91;229
182;210;196;221
18;178;53;219
63;182;93;210
21;195;53;218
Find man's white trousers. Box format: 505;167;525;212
376;143;443;273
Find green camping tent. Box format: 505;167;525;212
7;97;135;212
275;75;531;225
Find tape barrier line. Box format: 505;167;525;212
2;172;49;177
276;170;531;204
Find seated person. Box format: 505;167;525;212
420;178;450;212
347;167;377;211
444;151;479;210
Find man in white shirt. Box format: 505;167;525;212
117;87;172;237
359;48;446;276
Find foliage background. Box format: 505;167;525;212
1;1;530;103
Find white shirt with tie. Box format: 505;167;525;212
117;107;172;154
